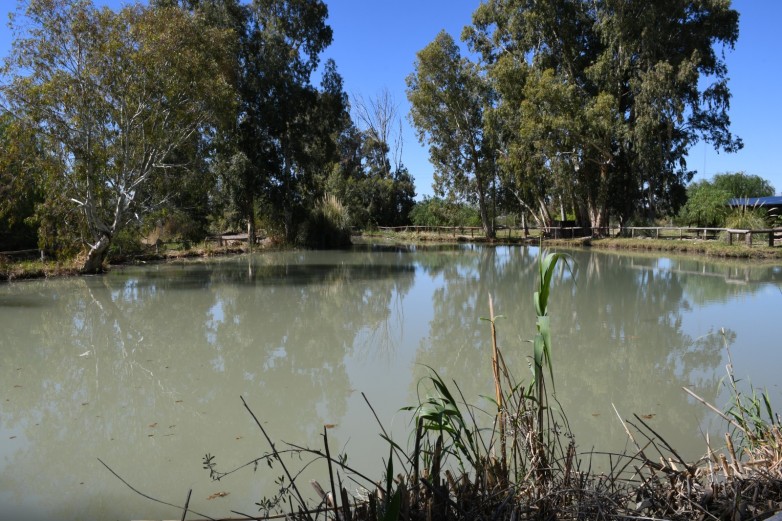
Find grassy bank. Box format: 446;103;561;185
582;237;782;260
0;242;250;282
5;229;778;282
360;229;782;260
0;257;82;281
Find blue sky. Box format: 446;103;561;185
2;0;780;198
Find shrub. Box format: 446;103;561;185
299;194;352;249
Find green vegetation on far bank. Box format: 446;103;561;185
3;228;779;283
359;229;782;261
583;237;782;260
0;241;249;282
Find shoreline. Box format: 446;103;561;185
2;233;780;282
359;230;782;261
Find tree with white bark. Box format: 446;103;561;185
1;0;233;272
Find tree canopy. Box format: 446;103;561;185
1;0;234;270
678;171;776;227
0;0;419;261
409;0;743;234
407;31;497;238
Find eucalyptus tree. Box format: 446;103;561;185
466;0;741;229
407;31;498;239
1;0;234;271
225;0;337;244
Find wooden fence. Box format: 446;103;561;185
375;225;782;246
0;248;44;260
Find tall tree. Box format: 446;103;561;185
1;0;234;271
326;89;415;228
226;0;334;244
466;0;741;230
407;31;497;238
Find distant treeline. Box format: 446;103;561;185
0;1;777;272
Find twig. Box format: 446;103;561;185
361;392;414;467
181;489;192;521
323;425;340;519
633;413;696;475
97;458;217;521
240;396;313;521
683;386;748;436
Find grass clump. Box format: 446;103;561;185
0;255;80;281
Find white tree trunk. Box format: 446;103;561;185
80;233;112;273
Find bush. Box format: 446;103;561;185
299;194;352;249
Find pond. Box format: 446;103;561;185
1;243;780;520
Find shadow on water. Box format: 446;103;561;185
114;249;418;290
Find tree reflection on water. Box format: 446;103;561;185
0;246;778;520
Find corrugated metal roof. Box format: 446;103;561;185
727;196;782;207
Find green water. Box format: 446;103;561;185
1;244;780;520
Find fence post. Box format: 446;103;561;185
745;231;752;247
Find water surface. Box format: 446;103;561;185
1;244;780;520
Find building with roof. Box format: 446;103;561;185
727;196;782;217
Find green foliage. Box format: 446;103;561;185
1;0;235;270
531;252;573;431
0;113;46;250
461;0;740;228
677;181;732;226
409;197;481;227
405;369;480;472
407;31;497;238
298;194;352;249
718;333;780;451
713;172;775;199
326;122;416;229
678;172;776;228
725;208;768;231
217;0;340;244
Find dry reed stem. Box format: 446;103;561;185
488;293;507;477
683;386;749;436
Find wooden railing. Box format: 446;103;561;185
0;248;44;260
374;225;782;246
